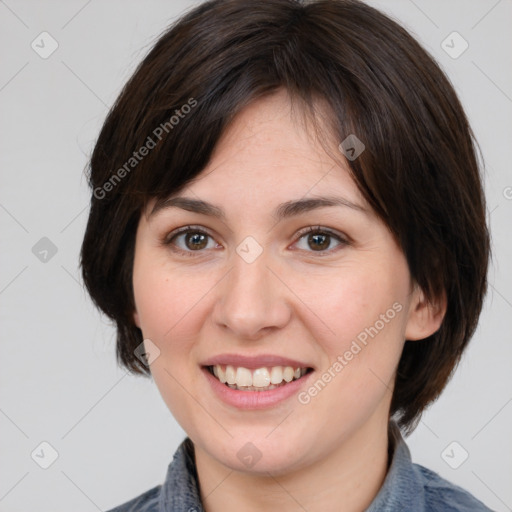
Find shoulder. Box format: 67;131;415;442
105;485;162;512
415;463;495;511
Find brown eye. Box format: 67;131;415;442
307;233;331;251
165;226;218;256
294;227;348;254
184;232;208;250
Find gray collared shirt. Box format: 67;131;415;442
107;421;494;511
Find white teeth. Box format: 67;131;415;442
252;368;270;387
235;367;253;387
283;367;294;382
270;366;283;384
210;364;308;390
217;365;227;383
225;365;236;385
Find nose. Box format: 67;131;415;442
211;248;291;340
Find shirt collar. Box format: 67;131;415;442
159;420;424;512
160;436;204;511
365;420;425;511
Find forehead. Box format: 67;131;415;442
172;91;366;209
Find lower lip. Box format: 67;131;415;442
202;367;313;410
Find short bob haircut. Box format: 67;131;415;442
80;0;490;434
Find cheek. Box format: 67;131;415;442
132;259;217;432
132;256;209;343
292;263;408;348
292;258;409;405
293;285;406;434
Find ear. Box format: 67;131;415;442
405;285;447;341
133;310;141;329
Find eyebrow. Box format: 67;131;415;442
150;195;367;221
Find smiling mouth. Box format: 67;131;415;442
205;364;313;391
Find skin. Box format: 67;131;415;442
132;89;445;512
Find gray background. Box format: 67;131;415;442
0;0;511;510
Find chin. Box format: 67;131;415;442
196;429;311;476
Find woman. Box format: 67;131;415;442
80;0;493;510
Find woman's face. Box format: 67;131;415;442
132;90;432;475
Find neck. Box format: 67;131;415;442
194;415;392;512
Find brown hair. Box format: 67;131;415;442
80;0;490;433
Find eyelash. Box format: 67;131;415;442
162;225;349;258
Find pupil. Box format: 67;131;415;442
310;233;329;251
186;233;207;250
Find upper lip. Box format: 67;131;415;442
201;353;314;370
